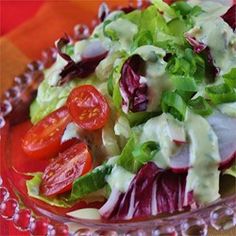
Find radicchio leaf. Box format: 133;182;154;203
119;55;148;113
58;52;108;85
99;162;195;220
55;36;108;86
221;4;236;30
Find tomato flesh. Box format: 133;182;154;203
40;142;92;196
22;106;71;159
67;85;110;130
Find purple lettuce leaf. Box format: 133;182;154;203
99;162;195;220
221;4;236;30
55;36;108;86
119;55;148;113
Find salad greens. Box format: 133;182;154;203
117;134;159;173
26;0;236;220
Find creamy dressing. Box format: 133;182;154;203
133;45;169;111
189;0;231;16
102;119;121;157
73;40;87;62
139;109;221;203
95;51;122;81
218;102;236;117
106;18;138;50
185;110;220;203
106;165;135;193
187;4;236;75
114;115;131;139
44;54;68;86
139;113;181;168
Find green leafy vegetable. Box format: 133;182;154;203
122;9;141;25
26;173;71;208
132;141;159;165
132;5;170;50
223;68;236;88
103;20;119;41
166;48;205;83
171;75;198;92
171;2;203;18
188;96;213;116
65;44;74;56
71;164;112;200
151;0;176;19
161;91;187;121
171;1;193;16
206;83;236;105
117;134;159;173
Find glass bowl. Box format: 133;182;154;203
0;1;236;235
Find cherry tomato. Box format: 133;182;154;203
40;142;92;196
67;85;110;130
22;106;71;159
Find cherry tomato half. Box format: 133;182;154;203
40;142;92;196
22;106;71;159
67;85;110;130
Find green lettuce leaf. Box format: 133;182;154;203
223;68;236;88
166;48;205;83
122;9;141;25
26;173;71;208
117;134;159;173
71;164;113;201
151;0;176;19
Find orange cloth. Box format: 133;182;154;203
0;0;128;94
0;1;235;236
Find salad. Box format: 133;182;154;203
19;0;236;221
